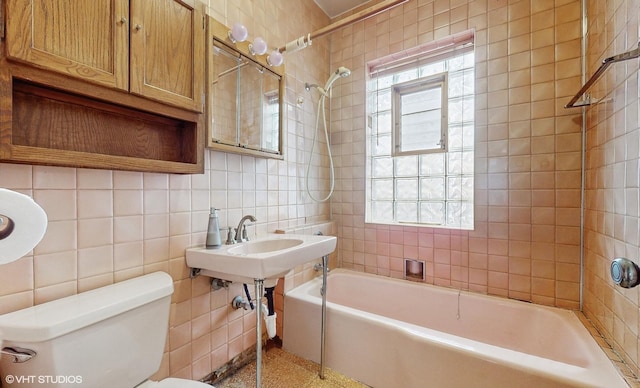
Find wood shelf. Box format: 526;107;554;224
1;77;203;173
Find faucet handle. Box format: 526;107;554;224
225;227;235;245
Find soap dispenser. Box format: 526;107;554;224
205;208;222;249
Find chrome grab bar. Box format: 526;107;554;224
565;42;640;108
1;347;36;363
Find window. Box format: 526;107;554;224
393;73;448;155
366;31;475;229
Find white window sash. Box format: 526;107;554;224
392;73;448;156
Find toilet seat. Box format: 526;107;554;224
138;377;213;388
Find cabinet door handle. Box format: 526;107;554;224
135;24;142;31
119;17;127;24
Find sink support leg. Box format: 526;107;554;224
319;254;329;379
254;278;264;388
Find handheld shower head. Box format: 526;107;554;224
335;66;351;77
324;66;351;91
304;67;352;97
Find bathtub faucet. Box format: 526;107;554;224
234;214;257;243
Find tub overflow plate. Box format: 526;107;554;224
611;257;640;288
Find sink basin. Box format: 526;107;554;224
186;234;337;284
228;238;303;255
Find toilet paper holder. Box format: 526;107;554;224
0;188;48;265
0;215;15;240
611;258;640;288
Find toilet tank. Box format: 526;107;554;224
0;272;174;388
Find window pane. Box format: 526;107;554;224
396;178;418;200
375;111;392;134
448;151;474;174
421;177;445;199
462;96;474;122
373;157;393;177
449;71;465;98
376;74;394;89
372;134;392;156
446;201;473;228
447;55;465;71
463;69;474;95
367;90;377;112
395;68;419;83
462;124;475;149
448;125;464;150
398;86;443;153
462;152;474;174
448;125;474;151
373;179;394;200
449;97;463;124
372;201;393;222
420;153;445;174
420;202;445;224
463;51;475;68
461;177;474;200
396;202;418;222
420;61;445;77
447;177;461;200
402;87;442;113
377;90;392;111
395;155;418;176
400;109;442;152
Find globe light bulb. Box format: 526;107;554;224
228;22;248;43
249;37;268;55
267;49;283;67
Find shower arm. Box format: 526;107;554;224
278;0;409;53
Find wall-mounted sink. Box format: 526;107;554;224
228;238;303;255
186;234;337;284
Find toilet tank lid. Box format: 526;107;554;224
0;272;174;343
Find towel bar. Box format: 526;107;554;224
565;41;640;108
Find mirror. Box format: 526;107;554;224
206;17;284;158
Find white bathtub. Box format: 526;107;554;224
283;269;628;388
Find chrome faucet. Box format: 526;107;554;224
234;215;257;243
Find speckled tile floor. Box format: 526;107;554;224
214;347;368;388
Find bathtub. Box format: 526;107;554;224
283;269;628;388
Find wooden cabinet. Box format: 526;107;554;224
5;0;204;112
5;0;129;90
0;0;205;173
129;0;204;111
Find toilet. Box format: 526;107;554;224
0;272;212;388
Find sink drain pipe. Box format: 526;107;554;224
243;284;254;310
243;283;277;339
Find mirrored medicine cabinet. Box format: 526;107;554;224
206;17;284;159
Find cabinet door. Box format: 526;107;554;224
5;0;129;90
238;61;262;150
261;70;282;153
129;0;204;112
209;41;240;146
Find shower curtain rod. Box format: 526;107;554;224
565;41;640;108
278;0;409;53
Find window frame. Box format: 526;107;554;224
365;35;475;230
392;72;449;157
